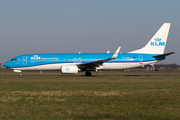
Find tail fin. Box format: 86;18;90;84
129;23;171;54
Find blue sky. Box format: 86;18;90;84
0;0;179;64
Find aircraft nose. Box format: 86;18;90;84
3;61;11;68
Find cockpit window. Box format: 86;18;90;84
11;59;17;61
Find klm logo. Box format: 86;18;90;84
65;67;70;71
31;55;40;59
151;37;165;46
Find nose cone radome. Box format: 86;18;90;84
3;61;11;68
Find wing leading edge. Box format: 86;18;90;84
78;47;121;70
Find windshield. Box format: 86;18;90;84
10;59;17;61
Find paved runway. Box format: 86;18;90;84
1;75;180;78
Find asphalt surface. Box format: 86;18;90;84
1;75;180;78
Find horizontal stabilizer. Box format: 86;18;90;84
153;52;175;58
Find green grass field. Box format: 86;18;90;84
0;70;180;120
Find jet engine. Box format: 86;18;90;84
61;65;78;74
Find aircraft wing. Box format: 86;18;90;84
78;47;121;70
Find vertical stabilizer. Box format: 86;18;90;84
129;23;171;54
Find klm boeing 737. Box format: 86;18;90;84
4;23;175;76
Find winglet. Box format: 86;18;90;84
111;47;121;59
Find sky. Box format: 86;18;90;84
0;0;180;64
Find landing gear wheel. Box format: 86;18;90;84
19;73;23;76
85;71;91;76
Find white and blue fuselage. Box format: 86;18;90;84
4;53;164;70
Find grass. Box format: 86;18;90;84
1;69;180;76
0;71;180;119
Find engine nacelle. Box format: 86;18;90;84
61;65;78;74
13;70;22;73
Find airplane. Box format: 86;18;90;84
4;23;175;76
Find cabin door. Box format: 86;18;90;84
22;56;27;65
139;55;143;64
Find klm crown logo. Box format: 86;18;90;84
65;67;70;71
31;55;40;59
151;37;165;46
154;37;161;42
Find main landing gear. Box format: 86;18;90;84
19;73;23;76
85;71;91;76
